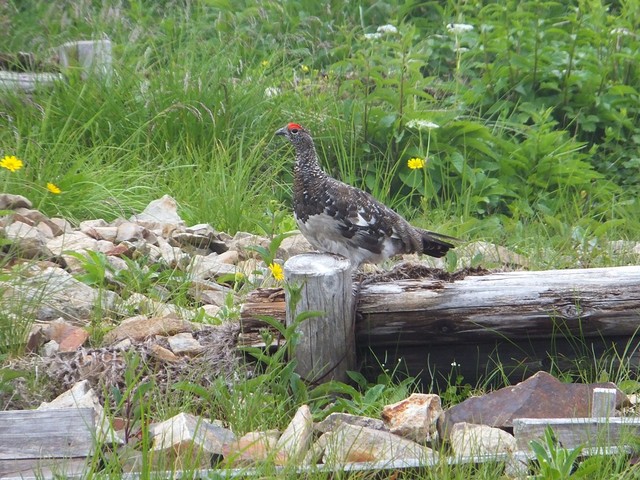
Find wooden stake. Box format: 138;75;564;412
284;253;355;383
591;388;617;418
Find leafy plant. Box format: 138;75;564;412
530;426;583;479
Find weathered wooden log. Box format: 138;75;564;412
240;265;640;384
358;265;640;345
284;253;355;383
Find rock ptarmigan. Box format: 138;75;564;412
276;122;456;266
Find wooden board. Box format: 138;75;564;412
514;416;640;450
0;408;95;478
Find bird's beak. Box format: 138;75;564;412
275;126;287;136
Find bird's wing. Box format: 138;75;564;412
323;180;405;254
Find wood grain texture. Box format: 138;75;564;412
0;408;95;477
240;265;640;383
284;253;355;383
358;266;640;346
513;417;640;450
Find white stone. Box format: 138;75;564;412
382;393;443;443
450;422;516;457
149;412;235;464
130;195;185;228
167;332;204;355
274;405;314;464
38;380;123;444
321;423;437;464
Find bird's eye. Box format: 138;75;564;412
291;128;299;134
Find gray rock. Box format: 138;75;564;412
36;221;55;239
172;223;228;254
0;266;121;325
103;315;198;344
167;332;204;355
315;412;386;433
4;220;52;258
79;219;109;231
13;207;51;225
130;195;185;229
150;412;235;468
223;430;281;466
84;225;118;242
438;371;630;440
0;193;32;210
42;339;60;356
189;280;235;306
226;231;270;257
450;422;516;457
274;405;314;465
48;217;73;235
187;253;238;281
320;423;437;464
46;231;115;256
382;393;443;443
38;380;124;444
156;236;189;268
116;221;155;244
278;233;313;259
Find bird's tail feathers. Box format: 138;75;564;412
418;228;457;258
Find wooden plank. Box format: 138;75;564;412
284;253;355;383
1;458;87;479
0;408;95;478
0;71;63;92
513;417;640;450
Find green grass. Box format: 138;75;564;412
1;0;640;477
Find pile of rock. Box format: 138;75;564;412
1;192;529;374
36;371;628;474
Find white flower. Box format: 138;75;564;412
451;361;460;367
447;23;474;34
364;32;383;40
406;119;440;130
610;27;632;37
264;87;281;98
377;24;398;34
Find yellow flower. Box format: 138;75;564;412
301;64;310;73
0;155;24;172
268;262;284;282
261;60;269;68
46;182;62;194
407;157;426;170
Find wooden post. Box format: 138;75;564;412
284;253;355;383
591;388;617;418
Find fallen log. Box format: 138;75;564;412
240;261;640;384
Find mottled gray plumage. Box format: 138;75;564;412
276;123;455;266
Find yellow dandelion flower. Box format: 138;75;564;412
301;64;310;73
0;155;24;172
407;157;426;170
268;262;284;282
46;182;62;194
261;60;270;68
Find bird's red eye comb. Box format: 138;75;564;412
288;122;303;131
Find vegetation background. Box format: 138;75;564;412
1;0;640;477
2;0;639;269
